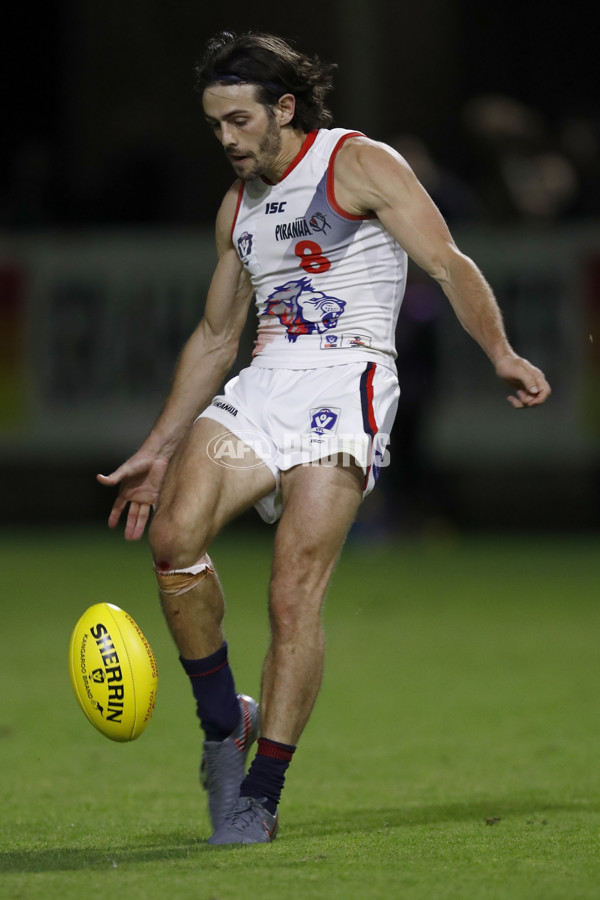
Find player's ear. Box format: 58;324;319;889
276;93;296;127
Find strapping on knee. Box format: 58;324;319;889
154;553;215;596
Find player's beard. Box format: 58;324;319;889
229;113;282;181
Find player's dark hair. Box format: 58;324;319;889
195;31;337;132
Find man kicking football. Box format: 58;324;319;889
99;31;550;844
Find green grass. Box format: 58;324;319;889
1;525;600;899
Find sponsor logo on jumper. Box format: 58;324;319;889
265;276;346;343
275;211;331;241
347;334;371;347
310;407;340;434
211;399;238;417
320;332;372;350
309;211;331;234
265;201;287;214
275;218;313;241
237;231;253;260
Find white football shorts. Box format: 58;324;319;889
197;361;400;523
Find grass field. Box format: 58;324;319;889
1;524;600;899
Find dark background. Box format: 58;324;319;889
2;1;598;229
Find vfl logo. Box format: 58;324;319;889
310;407;340;434
310;211;331;234
265;276;346;343
91;669;105;683
237;231;253;261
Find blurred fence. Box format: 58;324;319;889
1;225;599;528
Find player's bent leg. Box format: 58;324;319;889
154;553;215;597
149;417;275;572
147;417;275;829
154;553;224;659
148;416;275;656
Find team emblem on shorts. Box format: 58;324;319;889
310;407;340;434
237;231;254;262
265;276;346;342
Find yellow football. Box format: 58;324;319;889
69;602;158;742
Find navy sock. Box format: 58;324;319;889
241;738;296;815
179;642;240;741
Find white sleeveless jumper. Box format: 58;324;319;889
231;128;407;372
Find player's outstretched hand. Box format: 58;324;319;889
495;354;551;409
97;451;169;541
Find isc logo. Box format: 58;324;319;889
265;201;287;214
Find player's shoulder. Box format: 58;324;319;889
334;134;413;197
333;134;416;215
336;133;407;173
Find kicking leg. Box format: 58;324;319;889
148;416;274;829
150;418;274;654
150;415;275;658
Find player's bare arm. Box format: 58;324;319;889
334;137;551;409
143;183;254;451
97;182;254;539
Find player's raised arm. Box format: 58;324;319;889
97;182;254;539
333;137;551;409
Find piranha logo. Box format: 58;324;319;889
264;276;346;343
309;211;331;234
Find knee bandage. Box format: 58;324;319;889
154;554;215;597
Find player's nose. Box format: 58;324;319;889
220;122;237;148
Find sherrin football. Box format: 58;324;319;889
69;603;158;742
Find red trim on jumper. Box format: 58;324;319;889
230;180;245;241
261;129;318;185
257;737;296;761
189;659;228;678
327;132;377;221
